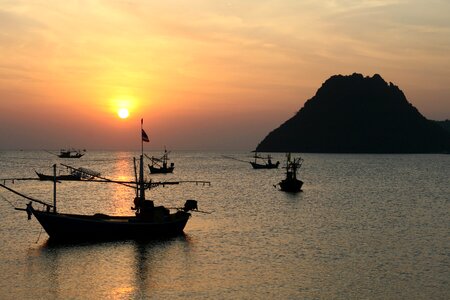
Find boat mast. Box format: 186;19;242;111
53;164;57;213
133;157;138;198
139;119;145;202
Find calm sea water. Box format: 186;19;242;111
0;151;448;299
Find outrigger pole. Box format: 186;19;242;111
0;183;54;208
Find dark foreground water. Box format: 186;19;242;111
0;151;448;299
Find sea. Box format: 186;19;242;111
0;151;448;299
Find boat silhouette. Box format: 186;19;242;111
250;152;280;169
57;148;86;158
277;153;303;193
146;148;174;174
223;152;280;169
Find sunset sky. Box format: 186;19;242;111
1;0;449;150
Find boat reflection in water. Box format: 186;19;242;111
32;235;192;299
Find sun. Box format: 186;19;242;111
118;108;129;119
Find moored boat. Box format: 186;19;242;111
147;148;174;174
58;148;85;158
35;166;100;181
35;171;81;181
250;152;280;169
277;153;303;193
25;197;195;240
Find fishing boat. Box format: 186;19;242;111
277;153;303;193
57;148;86;158
223;152;280;169
1;121;207;241
250;152;280;169
34;165;100;181
35;170;81;181
146;148;174;174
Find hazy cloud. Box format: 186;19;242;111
0;0;449;149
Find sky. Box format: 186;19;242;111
0;0;449;150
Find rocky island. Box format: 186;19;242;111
256;73;450;153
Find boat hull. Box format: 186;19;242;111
58;153;84;158
279;179;303;193
31;209;190;241
250;162;279;169
35;171;81;181
149;165;174;174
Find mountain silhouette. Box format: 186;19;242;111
435;120;450;134
256;73;450;153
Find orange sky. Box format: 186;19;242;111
1;1;449;150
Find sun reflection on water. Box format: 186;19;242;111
26;237;196;299
108;153;137;215
2;152;449;299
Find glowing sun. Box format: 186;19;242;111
118;108;129;119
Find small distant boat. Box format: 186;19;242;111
57;149;86;158
250;152;280;169
223;152;280;169
35;171;81;181
35;166;100;181
277;153;303;193
146;148;174;174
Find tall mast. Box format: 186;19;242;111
53;164;57;213
141;118;144;156
139;154;145;201
139;119;145;201
133;157;138;198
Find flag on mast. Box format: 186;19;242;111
141;118;149;142
142;129;149;142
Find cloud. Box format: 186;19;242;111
0;0;449;149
